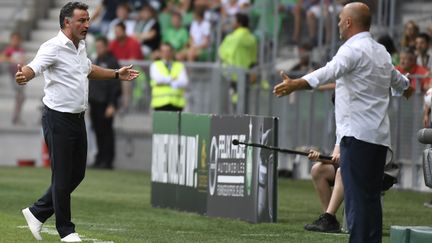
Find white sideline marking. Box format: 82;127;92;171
18;225;115;243
241;233;281;237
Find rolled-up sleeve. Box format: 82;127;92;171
390;68;410;96
27;42;58;76
302;45;356;88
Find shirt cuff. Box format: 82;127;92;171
27;63;39;76
302;73;320;89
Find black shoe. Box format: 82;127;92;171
304;213;341;233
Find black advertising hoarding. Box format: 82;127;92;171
206;115;278;223
151;112;278;223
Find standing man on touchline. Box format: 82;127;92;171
273;2;413;243
16;2;139;242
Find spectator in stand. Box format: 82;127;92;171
161;11;189;53
89;0;127;35
89;37;121;170
219;13;257;110
400;20;419;49
396;47;431;92
106;3;136;41
176;7;211;62
306;0;345;45
415;33;432;70
109;22;143;60
290;42;319;76
377;34;399;66
133;4;161;59
0;32;26;125
109;22;143;112
220;0;251;32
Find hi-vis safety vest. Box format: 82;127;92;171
150;60;186;109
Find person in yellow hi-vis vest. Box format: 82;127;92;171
150;43;189;111
218;13;257;108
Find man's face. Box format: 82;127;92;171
399;52;416;71
160;45;173;60
172;14;181;28
415;37;429;54
338;9;349;40
67;9;90;41
115;26;126;40
10;35;21;48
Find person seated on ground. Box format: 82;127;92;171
396;47;431;92
304;145;343;233
133;4;161;59
415;32;432;70
176;7;211;62
400;20;419;50
107;3;136;41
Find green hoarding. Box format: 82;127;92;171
151;112;278;223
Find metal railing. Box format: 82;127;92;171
121;60;430;190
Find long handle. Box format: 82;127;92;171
234;140;333;161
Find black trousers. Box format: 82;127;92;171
89;101;115;168
340;137;387;243
29;106;87;238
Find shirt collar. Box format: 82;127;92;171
344;31;371;46
57;30;85;51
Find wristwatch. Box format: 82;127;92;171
115;69;119;79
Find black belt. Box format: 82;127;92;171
45;106;85;119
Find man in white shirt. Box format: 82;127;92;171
15;2;139;242
274;2;413;243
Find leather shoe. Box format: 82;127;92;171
61;233;82;242
22;207;43;240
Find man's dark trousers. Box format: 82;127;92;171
29;106;87;238
340;136;387;243
89;101;115;168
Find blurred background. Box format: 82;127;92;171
0;0;431;191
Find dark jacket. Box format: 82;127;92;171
89;52;121;107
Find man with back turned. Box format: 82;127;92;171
274;2;413;243
16;2;139;242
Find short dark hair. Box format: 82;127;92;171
95;36;109;46
59;2;88;29
10;32;21;39
235;13;249;28
400;47;416;57
417;32;431;44
160;42;174;50
115;22;126;31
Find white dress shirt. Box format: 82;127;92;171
150;61;188;89
28;31;92;113
302;32;410;148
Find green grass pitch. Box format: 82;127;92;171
0;167;430;242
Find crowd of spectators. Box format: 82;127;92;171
88;0;256;62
